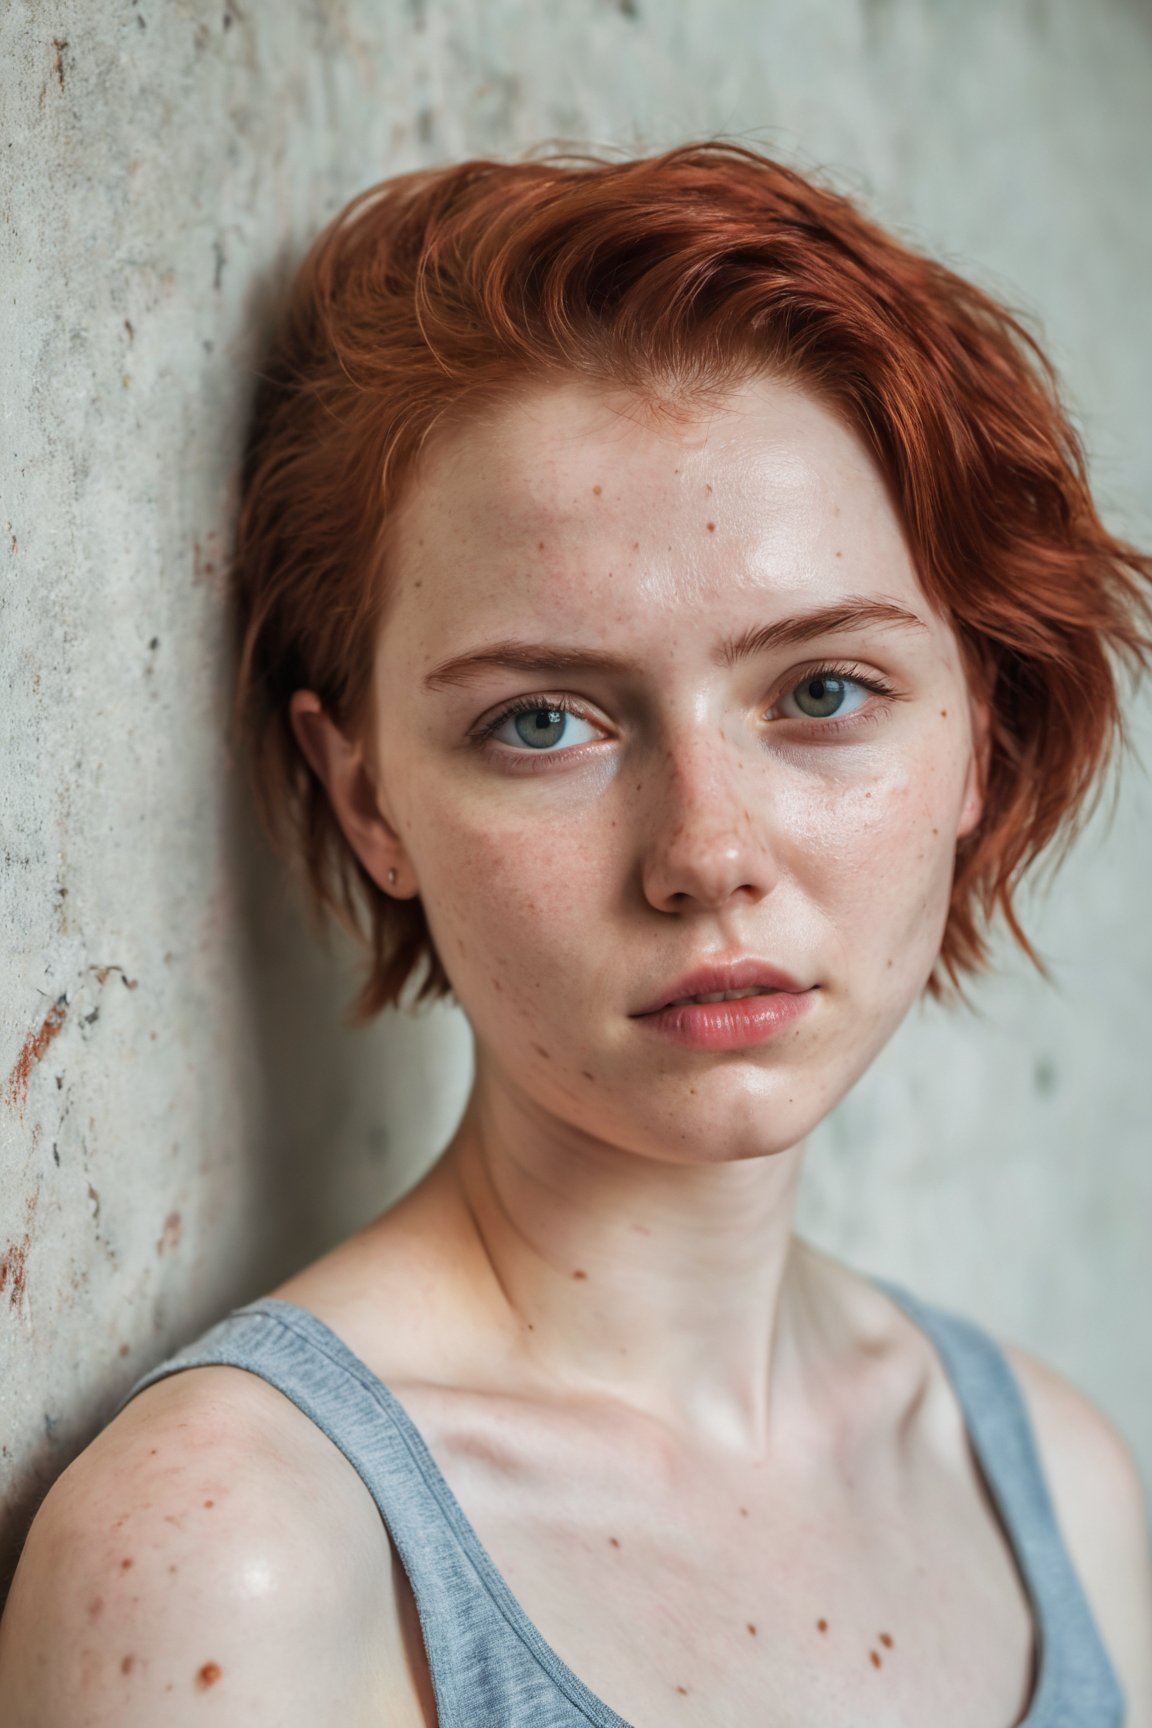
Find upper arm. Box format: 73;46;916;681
0;1368;426;1727
1004;1342;1152;1728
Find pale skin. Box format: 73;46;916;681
1;375;1149;1725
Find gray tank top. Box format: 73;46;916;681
116;1274;1125;1726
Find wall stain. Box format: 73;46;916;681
4;994;68;1112
0;1190;40;1309
156;1211;182;1256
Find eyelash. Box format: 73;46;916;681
469;661;902;759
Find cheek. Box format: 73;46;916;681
401;777;613;1019
775;743;965;976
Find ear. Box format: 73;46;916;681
288;690;414;897
956;686;992;841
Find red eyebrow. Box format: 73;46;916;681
421;599;928;691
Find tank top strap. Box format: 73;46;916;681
116;1296;611;1728
871;1275;1125;1727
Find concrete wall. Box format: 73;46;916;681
3;0;1150;1589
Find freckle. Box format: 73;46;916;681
739;1506;749;1518
940;708;948;717
196;1661;222;1690
538;541;545;550
817;1618;828;1633
203;1499;214;1509
120;1557;134;1570
870;1650;882;1668
580;1069;595;1081
492;978;503;992
168;1565;178;1575
688;1087;697;1096
747;1622;758;1636
879;1632;893;1648
572;1269;588;1281
705;482;713;494
88;1597;104;1619
530;1042;552;1060
706;521;716;532
592;484;602;495
676;1685;689;1695
835;549;843;557
149;1448;157;1456
121;1654;135;1674
609;1536;621;1548
931;827;939;836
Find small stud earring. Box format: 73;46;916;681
387;867;397;888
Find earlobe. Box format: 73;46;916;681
287;690;411;896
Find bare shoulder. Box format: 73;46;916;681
0;1364;433;1727
1002;1340;1152;1726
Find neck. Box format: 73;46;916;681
438;1061;827;1454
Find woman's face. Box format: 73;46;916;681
353;374;987;1162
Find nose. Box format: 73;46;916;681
638;725;779;914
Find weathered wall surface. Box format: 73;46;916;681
2;0;1150;1588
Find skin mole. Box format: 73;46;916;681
196;1661;223;1689
609;1536;621;1548
572;1269;588;1281
817;1619;829;1634
870;1649;882;1668
120;1557;134;1570
880;1632;894;1648
121;1654;136;1674
747;1622;758;1636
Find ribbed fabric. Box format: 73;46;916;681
117;1275;1125;1727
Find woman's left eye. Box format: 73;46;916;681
774;671;879;722
480;701;600;752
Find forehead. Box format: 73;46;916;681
385;373;932;650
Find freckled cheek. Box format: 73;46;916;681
410;795;608;1001
774;761;960;952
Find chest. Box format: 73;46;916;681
387;1391;1039;1728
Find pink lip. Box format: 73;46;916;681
632;956;810;1017
630;956;817;1052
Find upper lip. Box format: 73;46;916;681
632;957;812;1016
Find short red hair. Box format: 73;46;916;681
232;142;1151;1023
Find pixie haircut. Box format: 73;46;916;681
233;141;1151;1025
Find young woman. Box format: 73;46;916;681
2;142;1150;1727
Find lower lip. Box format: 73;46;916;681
633;990;815;1050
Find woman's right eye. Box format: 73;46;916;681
481;701;601;752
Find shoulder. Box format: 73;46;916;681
1002;1339;1152;1726
0;1364;429;1727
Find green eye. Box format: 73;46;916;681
512;707;568;749
780;673;871;721
481;699;600;752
